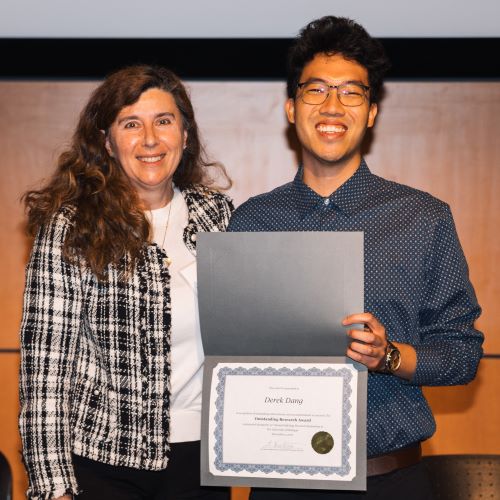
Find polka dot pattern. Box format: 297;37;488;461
228;160;483;456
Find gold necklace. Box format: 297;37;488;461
159;199;173;267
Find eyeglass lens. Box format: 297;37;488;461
301;82;367;106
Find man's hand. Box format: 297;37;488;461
342;312;388;371
342;312;417;380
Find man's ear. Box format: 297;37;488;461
367;103;378;128
285;98;296;124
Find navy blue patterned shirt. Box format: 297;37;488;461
228;160;483;456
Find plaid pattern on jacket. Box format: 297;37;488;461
19;185;233;500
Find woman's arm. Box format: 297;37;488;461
19;212;83;499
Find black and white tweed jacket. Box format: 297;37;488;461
19;185;233;500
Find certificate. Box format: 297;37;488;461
201;356;367;491
197;233;366;490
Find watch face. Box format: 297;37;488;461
388;347;401;372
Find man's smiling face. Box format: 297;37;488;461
286;53;378;174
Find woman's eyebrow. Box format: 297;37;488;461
116;111;175;125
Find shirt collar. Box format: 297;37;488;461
292;159;376;218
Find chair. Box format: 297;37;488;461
0;451;12;500
422;454;500;499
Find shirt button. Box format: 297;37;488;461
93;390;100;396
324;198;330;206
190;234;197;242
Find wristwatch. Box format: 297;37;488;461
381;341;401;374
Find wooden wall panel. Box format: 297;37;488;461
0;81;499;500
423;358;500;455
232;487;250;500
0;82;95;349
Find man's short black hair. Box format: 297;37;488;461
287;16;391;104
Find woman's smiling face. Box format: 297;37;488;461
105;87;187;206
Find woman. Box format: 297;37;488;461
19;65;233;500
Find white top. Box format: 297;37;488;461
148;187;203;443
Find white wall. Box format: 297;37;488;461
1;0;499;38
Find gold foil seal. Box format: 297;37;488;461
311;431;334;454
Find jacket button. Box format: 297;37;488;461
190;234;197;242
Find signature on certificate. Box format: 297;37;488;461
261;440;303;451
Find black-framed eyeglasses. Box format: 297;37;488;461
297;81;370;107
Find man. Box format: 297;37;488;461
228;16;483;499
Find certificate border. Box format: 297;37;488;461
201;356;367;491
212;365;354;476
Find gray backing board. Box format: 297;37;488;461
197;232;364;356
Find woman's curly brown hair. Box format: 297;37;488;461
23;65;230;279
